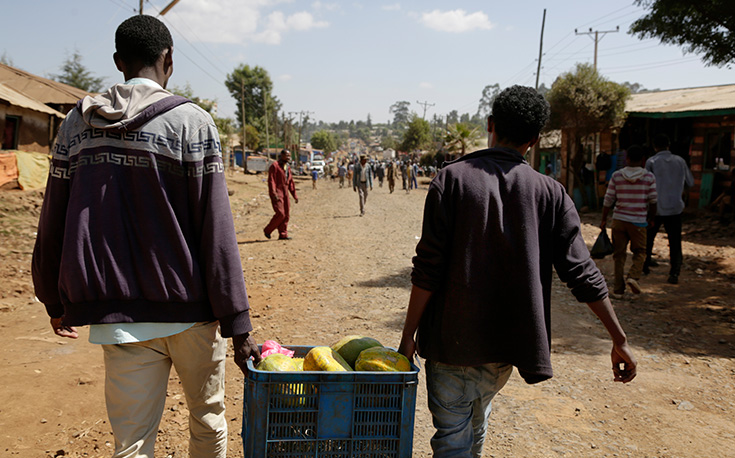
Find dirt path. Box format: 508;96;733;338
1;171;734;457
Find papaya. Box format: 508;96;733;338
331;335;383;369
355;347;411;372
256;353;299;372
303;346;353;371
292;357;304;371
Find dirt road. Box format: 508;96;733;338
1;170;734;457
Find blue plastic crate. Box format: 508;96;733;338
242;345;419;458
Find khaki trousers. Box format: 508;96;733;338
611;219;647;293
102;321;227;458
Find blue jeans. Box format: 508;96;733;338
426;360;513;458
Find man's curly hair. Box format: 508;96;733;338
115;15;173;67
491;85;550;146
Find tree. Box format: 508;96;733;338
380;134;397;150
547;63;630;199
400;115;432;152
630;0;735;67
477;83;500;118
0;51;13;66
389;101;411;130
52;51;105;92
446;110;460;125
170;83;216;112
224;65;281;137
310;130;337;153
444;122;482;157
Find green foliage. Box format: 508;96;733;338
444;122;482;156
169;83;215;112
547;63;630;136
547;63;630;196
224;64;281;131
52;51;105;92
477;83;500;118
389;101;411;130
630;0;735;67
380;134;397;150
310;130;337;153
400;115;432;152
244;125;260;151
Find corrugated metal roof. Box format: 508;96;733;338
627;84;735;114
0;83;66;118
0;62;91;105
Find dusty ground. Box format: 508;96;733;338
1;169;734;458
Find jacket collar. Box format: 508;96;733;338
447;147;528;166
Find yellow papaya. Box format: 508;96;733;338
355;347;411;372
256;353;299;372
331;335;383;369
304;346;353;371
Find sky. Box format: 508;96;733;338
2;1;733;125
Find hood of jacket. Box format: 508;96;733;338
76;83;175;131
620;166;647;182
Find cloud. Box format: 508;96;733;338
312;1;340;11
279;74;294;82
162;0;328;45
254;11;328;44
420;9;494;33
419;82;433;89
382;3;401;11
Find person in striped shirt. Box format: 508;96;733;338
600;145;658;297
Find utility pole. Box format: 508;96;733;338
263;88;270;158
288;111;299;164
416;100;435;120
575;26;619;70
535;9;546;91
140;0;180;15
241;78;247;172
530;8;547;171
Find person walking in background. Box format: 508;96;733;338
31;15;261;458
376;161;385;187
387;160;397;193
338;162;347;188
265;149;299;240
600;145;657;298
353;154;373;216
401;161;408;191
644;134;694;284
399;85;636;458
311;167;319;189
411;162;419;189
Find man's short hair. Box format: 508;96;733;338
115;15;173;67
626;145;645;163
491;85;550;145
653;133;670;150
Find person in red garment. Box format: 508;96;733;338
264;149;299;240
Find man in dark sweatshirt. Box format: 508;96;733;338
399;85;637;458
32;15;260;458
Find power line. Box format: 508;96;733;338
164;6;233;74
416;100;435;119
144;2;229;79
603;56;701;73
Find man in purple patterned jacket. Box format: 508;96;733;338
32;15;260;458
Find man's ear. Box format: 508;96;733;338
528;135;540;149
162;47;173;73
113;52;125;73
